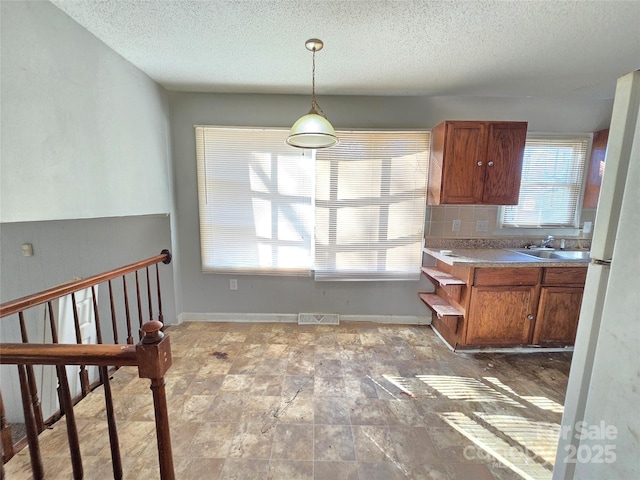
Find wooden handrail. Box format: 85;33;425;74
0;250;171;318
0;344;137;367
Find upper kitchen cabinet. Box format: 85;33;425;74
583;128;609;209
427;121;528;205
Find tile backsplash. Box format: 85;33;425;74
427;205;499;238
425;205;596;239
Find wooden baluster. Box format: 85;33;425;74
157;250;171;330
108;280;119;344
99;366;122;479
91;286;103;344
0;390;14;463
57;376;81;477
56;364;83;479
47;301;83;479
17;364;44;479
47;301;59;343
70;293;90;397
135;271;143;340
136;321;174;480
146;267;153;321
122;276;133;345
18;312;44;433
155;264;164;325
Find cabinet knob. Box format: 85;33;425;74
488;161;494;167
527;314;534;320
477;161;483;166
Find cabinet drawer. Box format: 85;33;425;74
474;267;541;286
543;267;587;286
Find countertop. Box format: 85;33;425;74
423;247;590;268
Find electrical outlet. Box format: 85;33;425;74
476;220;489;232
230;279;238;290
21;243;34;256
452;219;461;232
583;221;593;234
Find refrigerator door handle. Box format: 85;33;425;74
591;259;612;266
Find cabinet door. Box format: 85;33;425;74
533;287;583;346
582;129;609;208
482;122;528;204
466;286;536;346
439;122;487;204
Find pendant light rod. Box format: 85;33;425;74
307;39;323;115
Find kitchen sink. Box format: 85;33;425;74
518;249;557;258
512;249;590;261
553;250;591;260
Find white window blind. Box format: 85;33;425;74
314;131;430;281
502;135;589;227
195;126;314;275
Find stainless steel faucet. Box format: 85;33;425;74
541;235;555;248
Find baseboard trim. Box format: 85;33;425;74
340;315;431;325
178;312;431;325
177;313;297;323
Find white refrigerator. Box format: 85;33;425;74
553;70;640;479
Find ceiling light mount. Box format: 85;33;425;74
305;38;324;52
286;38;339;149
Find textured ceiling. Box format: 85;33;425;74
50;0;639;99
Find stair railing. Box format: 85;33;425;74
0;250;174;479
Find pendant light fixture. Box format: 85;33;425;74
286;38;339;149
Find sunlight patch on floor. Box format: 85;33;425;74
475;413;560;465
417;375;524;407
440;412;553;480
483;377;564;414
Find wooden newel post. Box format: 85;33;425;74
136;320;174;480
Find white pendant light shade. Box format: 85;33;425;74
286;111;339;148
287;38;339;149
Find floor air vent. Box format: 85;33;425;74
298;313;340;325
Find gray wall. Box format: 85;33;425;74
169;91;613;316
0;215;175;320
0;214;175;422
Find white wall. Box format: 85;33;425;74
0;0;176;314
0;0;177;422
0;0;172;223
169;91;613;316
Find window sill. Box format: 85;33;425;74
493;227;582;237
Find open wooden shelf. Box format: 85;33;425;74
421;267;466;286
421;267;465;299
419;293;463;317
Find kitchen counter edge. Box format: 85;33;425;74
423;247;590;268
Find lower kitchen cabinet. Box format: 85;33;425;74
533;287;583;346
466;286;537;346
420;262;587;349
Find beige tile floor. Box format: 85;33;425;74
5;322;572;479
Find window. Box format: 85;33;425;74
314;131;430;281
195;127;429;280
501;135;589;228
195;126;314;275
